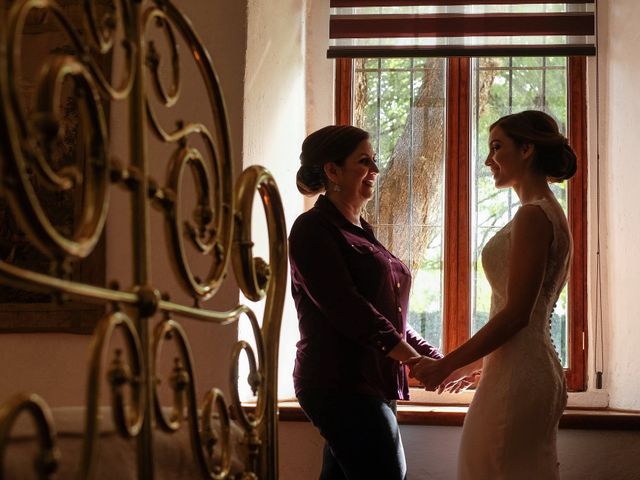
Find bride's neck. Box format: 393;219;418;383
513;176;553;204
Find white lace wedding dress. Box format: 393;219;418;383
458;197;570;480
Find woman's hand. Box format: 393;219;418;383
405;356;453;391
440;369;482;394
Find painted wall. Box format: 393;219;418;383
240;0;307;399
278;422;640;480
595;0;640;410
304;0;335;134
239;0;337;399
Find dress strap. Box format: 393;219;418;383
522;198;559;249
523;197;572;289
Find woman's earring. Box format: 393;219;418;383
333;183;341;192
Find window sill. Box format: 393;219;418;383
275;390;640;430
407;387;610;409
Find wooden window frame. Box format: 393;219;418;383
335;56;588;391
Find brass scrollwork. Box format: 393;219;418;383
0;393;60;479
3;0;110;260
82;0;136;100
201;388;232;479
0;0;287;478
152;318;241;479
142;2;234;301
229;310;266;433
164;140;228;298
232;165;288;477
82;310;145;479
142;8;179;108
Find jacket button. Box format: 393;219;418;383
397;306;402;313
396;282;401;289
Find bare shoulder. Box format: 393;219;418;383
512;204;553;242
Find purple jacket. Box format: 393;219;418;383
289;195;442;400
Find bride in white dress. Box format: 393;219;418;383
408;110;577;479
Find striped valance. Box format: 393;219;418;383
328;1;596;58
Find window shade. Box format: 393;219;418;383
328;1;596;58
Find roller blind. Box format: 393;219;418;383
328;1;596;58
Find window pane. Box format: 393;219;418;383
470;57;569;367
381;58;411;70
354;58;447;350
408;227;444;350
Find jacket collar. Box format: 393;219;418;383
314;195;374;234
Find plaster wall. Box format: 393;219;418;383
594;0;640;410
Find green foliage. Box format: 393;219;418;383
357;59;428;172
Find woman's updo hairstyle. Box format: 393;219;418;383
296;125;370;196
490;110;577;181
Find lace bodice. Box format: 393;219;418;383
482;197;572;350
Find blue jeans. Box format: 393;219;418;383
297;389;407;480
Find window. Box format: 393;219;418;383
335;56;587;390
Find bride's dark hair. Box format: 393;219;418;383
490;110;577;181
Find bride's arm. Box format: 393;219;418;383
443;358;483;381
411;205;553;390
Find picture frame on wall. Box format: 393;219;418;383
0;1;109;334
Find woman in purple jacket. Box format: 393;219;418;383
289;125;443;479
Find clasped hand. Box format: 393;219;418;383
405;356;480;394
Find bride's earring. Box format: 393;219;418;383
333;183;342;192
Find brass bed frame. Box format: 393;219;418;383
0;0;286;478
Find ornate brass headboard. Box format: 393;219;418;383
0;0;286;478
